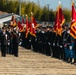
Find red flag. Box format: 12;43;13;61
10;14;17;27
70;1;76;39
57;5;65;36
18;20;24;32
54;8;59;33
30;12;38;37
54;3;65;36
25;15;30;38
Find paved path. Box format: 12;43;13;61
0;46;76;75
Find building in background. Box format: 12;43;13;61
0;13;20;27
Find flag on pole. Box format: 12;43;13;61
70;1;76;39
25;15;30;38
30;12;38;37
54;2;65;36
54;8;59;34
10;14;17;27
17;19;24;32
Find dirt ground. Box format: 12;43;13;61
0;46;76;75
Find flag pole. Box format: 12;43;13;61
19;0;21;15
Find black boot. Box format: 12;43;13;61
70;58;72;64
66;58;69;63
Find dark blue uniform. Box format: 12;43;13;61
1;27;7;57
12;30;19;57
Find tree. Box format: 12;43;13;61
41;6;48;21
63;8;71;22
49;9;55;22
24;2;33;17
0;0;72;22
0;0;5;11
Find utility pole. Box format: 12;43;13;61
19;0;21;15
47;4;50;26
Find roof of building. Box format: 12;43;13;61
0;13;20;25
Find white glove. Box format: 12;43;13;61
19;42;22;45
8;43;10;45
60;45;62;48
29;40;31;42
69;46;72;50
53;43;55;46
48;42;51;45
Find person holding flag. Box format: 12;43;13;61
70;0;76;64
53;1;65;59
30;12;38;51
12;26;20;57
25;14;30;38
54;1;65;36
25;14;31;49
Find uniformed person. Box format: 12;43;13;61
0;27;7;57
62;24;69;61
52;30;57;58
41;25;47;54
57;34;63;59
55;34;60;59
21;29;26;48
69;36;74;63
30;33;36;52
73;38;76;64
34;26;40;52
7;27;13;54
45;26;53;56
12;27;19;57
63;28;74;63
36;26;42;53
62;27;71;62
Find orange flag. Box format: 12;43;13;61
54;2;65;36
70;1;76;39
30;12;38;37
25;15;30;38
10;14;17;27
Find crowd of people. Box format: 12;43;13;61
0;25;20;57
0;24;76;65
21;24;76;65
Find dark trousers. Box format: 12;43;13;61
1;45;6;57
13;44;18;57
8;44;12;54
59;48;64;59
45;44;50;55
37;43;41;53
